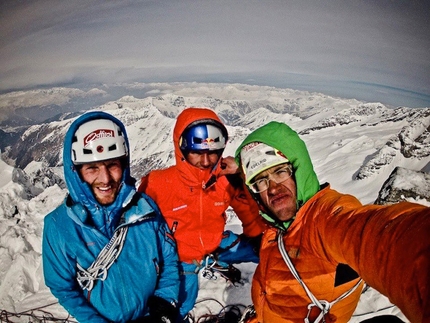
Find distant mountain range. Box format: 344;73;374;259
0;82;428;202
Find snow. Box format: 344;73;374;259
1;87;429;322
0;157;13;188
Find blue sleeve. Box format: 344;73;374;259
42;212;110;323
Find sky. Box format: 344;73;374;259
0;0;430;108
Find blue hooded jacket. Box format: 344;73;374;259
42;111;179;323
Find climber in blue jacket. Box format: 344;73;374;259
42;111;180;323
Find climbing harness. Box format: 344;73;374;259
190;298;247;323
76;226;128;291
201;254;242;285
238;305;256;323
277;231;363;323
201;254;219;280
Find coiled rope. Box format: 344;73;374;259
77;226;128;291
0;302;77;323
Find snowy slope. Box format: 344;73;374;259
1;83;429;322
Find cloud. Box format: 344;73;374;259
0;0;429;107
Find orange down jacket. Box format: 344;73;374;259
138;108;266;263
235;122;430;323
252;185;430;323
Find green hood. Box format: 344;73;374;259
235;121;320;210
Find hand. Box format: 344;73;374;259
147;295;179;323
240;233;263;255
219;156;239;176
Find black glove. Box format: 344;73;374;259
240;233;262;255
128;317;153;323
147;295;179;323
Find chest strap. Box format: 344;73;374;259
277;231;363;323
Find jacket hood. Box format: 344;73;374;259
173;107;228;186
235;121;320;217
63;111;136;234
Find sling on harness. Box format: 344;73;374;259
277;231;363;323
201;254;242;285
77;226;128;291
239;305;256;323
76;192;144;291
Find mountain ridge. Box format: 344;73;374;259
1;83;429;204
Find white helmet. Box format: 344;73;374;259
71;118;128;165
240;141;289;185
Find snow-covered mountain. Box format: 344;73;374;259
375;166;430;205
0;83;429;322
3;83;430;202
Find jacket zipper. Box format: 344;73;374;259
199;182;204;250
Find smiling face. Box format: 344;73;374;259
255;164;297;222
79;158;123;205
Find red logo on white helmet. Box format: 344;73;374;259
83;129;115;147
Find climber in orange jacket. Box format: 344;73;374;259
235;121;430;323
138;107;266;320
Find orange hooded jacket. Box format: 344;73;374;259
138;108;266;264
235;122;430;323
251;186;429;323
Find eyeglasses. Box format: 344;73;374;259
249;165;293;193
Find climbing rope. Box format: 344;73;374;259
0;302;77;323
190;298;250;323
77;226;129;291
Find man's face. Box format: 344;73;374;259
254;164;297;222
79;158;123;205
185;151;220;170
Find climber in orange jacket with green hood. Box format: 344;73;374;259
235;121;430;323
139;107;266;320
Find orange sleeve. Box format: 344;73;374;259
137;172;161;202
354;203;429;323
306;189;430;323
229;180;266;237
137;174;149;193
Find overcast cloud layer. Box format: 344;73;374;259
1;0;429;107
